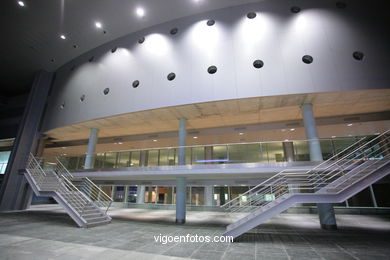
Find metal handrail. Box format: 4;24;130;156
221;130;389;212
220;134;372;209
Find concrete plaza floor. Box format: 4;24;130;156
0;205;389;260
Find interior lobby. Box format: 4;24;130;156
0;0;389;259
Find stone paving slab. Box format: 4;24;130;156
0;207;389;260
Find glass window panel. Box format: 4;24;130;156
130;151;140;166
293;141;310;161
192;147;205;164
333;138;356;154
373;183;390;207
266;142;284;162
228;144;261;163
320;140;334;160
104;152;117;168
156;186;172;204
114;186;125;202
213;146;228;163
191;187;205;206
95;153;105;168
159;149;175;166
147;150;159;166
127;186;137;203
117;152;130;168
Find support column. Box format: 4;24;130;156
84;128;99;169
178;118;187;165
0;71;54;211
176;177;187;223
283;142;295;162
205;185;214;206
136;185;145;204
124;186;129;203
111;186;115;200
301;103;337;230
176;118;187;224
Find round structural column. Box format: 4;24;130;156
301;103;337;230
176;176;187;224
204;185;214;206
178;117;187;165
136;185;145;204
84;128;99;169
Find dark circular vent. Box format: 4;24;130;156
132;80;140;88
207;19;215;26
73;44;78;49
170;28;178;35
336;2;347;8
89;56;94;62
247;12;257;19
50;58;55;63
290;6;301;13
80;95;85;102
253;60;264;69
111;47;117;53
138;37;145;44
103;88;110;95
353;51;364;61
302;55;313;64
60;102;65;109
207;66;217;74
167;73;176;81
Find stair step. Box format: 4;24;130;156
86;218;111;228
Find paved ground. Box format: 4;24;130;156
0;205;389;260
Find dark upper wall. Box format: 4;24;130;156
42;0;390;132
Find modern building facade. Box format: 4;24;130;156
0;0;389;236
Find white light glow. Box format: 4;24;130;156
290;128;295;131
191;20;221;57
60;34;66;40
153;139;157;142
136;7;145;17
18;1;24;7
193;136;198;139
347;123;353;127
239;132;244;135
332;136;337;138
144;33;171;56
95;22;102;28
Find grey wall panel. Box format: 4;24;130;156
42;0;390;132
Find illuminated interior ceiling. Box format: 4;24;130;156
0;0;263;96
44;89;390;142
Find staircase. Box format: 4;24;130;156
24;154;113;227
221;130;390;239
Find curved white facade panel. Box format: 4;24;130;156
42;0;390;131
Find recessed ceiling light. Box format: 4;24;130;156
18;1;24;7
332;136;336;138
193;136;198;139
347;123;353;127
95;22;102;28
281;129;286;132
60;34;66;40
374;132;380;135
284;139;289;141
153;139;157;142
136;7;145;17
290;128;295;131
118;142;123;145
239;132;244;135
61;147;66;149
